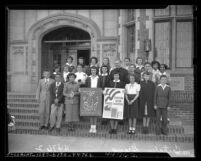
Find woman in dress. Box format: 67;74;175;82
75;64;87;88
125;74;141;134
63;73;80;131
139;71;155;134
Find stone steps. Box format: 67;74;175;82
7;93;194;142
13;120;185;135
9;127;194;143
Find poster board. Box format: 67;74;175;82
80;88;102;116
102;88;125;120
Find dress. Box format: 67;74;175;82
139;80;155;118
125;83;141;118
63;82;80;122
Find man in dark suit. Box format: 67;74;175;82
49;73;64;133
154;75;171;135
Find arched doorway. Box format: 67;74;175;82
41;26;91;75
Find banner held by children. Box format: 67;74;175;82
80;88;102;116
103;88;125;120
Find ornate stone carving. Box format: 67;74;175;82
12;46;24;55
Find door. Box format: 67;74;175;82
77;49;90;65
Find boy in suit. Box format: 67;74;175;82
154;75;171;135
49;73;64;133
36;70;55;130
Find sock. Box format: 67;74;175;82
94;125;96;130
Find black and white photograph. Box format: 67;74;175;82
6;5;195;157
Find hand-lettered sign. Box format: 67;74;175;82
102;88;125;120
80;88;102;116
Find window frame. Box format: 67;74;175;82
153;5;194;73
153;19;172;69
175;19;193;68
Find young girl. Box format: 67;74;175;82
141;62;153;82
140;72;155;134
135;57;144;80
62;65;70;83
106;71;125;134
157;64;171;85
63;73;80;131
65;56;75;73
125;74;141;134
86;57;99;76
85;67;101;133
99;57;112;75
75;64;87;88
77;57;88;73
151;60;161;85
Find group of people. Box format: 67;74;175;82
36;56;171;136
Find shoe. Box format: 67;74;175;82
89;128;93;133
109;129;113;134
48;126;54;132
132;129;136;134
113;129;117;134
39;126;45;130
127;130;132;134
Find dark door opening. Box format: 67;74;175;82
77;49;90;66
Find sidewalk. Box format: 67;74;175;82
8;133;194;157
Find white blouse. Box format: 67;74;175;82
125;82;141;94
75;72;87;83
90;75;99;88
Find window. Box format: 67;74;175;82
126;9;135;58
176;21;193;67
154;5;193;69
154;21;171;67
127;25;135;54
127;9;135;22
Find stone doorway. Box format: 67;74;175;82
41;26;91;77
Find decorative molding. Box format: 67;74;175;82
12;46;24;55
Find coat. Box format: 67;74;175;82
36;78;55;101
139;80;155;117
99;75;110;89
154;84;171;108
63;82;80;105
50;82;64;105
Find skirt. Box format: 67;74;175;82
64;103;80;122
125;94;138;118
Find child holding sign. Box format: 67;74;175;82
85;67;101;133
106;71;125;134
125;74;141;134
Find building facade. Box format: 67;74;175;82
7;6;194;96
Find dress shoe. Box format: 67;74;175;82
109;129;113;134
39;126;45;130
48;126;54;132
131;129;136;134
113;129;117;134
127;130;132;134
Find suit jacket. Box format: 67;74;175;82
85;76;101;88
154;85;171;108
50;82;64;105
99;75;110;89
36;78;55;101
